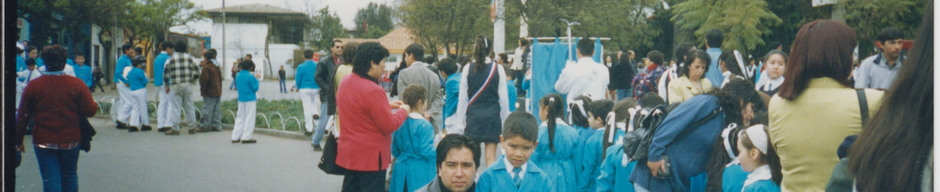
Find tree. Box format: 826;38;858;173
845;0;926;58
120;0;207;57
672;0;782;54
354;2;394;38
17;0;133;49
308;6;347;51
398;0;491;58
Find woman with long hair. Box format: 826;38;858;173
449;35;510;168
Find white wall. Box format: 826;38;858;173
211;23;268;79
268;43;300;79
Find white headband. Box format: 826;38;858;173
570;100;588;119
733;50;749;79
744;124;769;154
721;123;739;159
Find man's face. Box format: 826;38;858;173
629;51;636;60
439;147;477;192
125;48;136;57
881;39;903;59
332;42;344;56
27;65;35;71
405;53;415;65
500;135;536;167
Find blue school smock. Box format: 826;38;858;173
531;119;579;192
75;64;93;88
127;68;149;91
16;55;25;72
596;143;637;192
114;55;131;84
153;52;170;86
443;72;461;118
507;80;517;112
476;156;556;192
723;163;748;192
577;128;604;192
743;180;780;192
573;126;596;181
390;114;437;192
236;71;259;102
36;58;44;68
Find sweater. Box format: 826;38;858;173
153;52;170;86
295;60;319;89
200;61;223;97
114;55;131;83
17;74;98;146
336;74;408;171
235;71;259;102
126;67;149;91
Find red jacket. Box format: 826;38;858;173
336;74;407;171
17;75;98;146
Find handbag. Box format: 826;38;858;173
318;130;347;175
79;117;96;152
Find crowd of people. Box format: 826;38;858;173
12;7;932;191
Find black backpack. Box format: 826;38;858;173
623;102;721;162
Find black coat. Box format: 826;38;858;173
315;55;339;115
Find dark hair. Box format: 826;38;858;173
204;49;217;59
27;46;38;54
877;27;903;43
502;111;539;144
121;44;134;53
769;41;782;50
438;57;458;76
777;20;857;100
342;42;359;65
41;45;68;71
539;93;564;153
713;79;762;126
471;35;492;74
175;40;188;53
159;41;171;50
848;6;932;191
588;99;614;125
405;43;425;60
519;38;529;47
706;29;723;48
680;49;712;77
498;53;508;64
638;92;665;109
303;49;314;59
646;50;664;66
577;37;595;56
352;42;390;83
246;53;252;58
239;59;254;70
74;51;85;58
718;50;744;77
705;125;744;192
739;126;783;185
331;39;343;48
569;95;593;128
401;85;428;108
26;58;36;66
762;50;788;64
674;42;695;63
134;47;143;56
436;134;482;169
132;56;147;67
605;98;638;151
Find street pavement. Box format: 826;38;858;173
13;115;344;191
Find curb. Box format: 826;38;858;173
90;116;314;141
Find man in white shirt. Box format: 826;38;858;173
554;37;609;102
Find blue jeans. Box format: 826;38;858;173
279;79;287;93
35;146;80;192
229;79;237;89
312;101;330;145
617;88;633;101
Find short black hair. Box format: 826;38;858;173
352;42;390;81
41;45;68;71
647;50;664;65
436;134;481;169
204;49;217;59
240;59;255;70
27;46;38;54
132;56;147;67
74;51;85;58
438;57;458;76
121;44;134;52
175;40;188;52
134;47;143;55
159;41;171;50
331;39;343;48
706;29;723;48
674;42;695;63
639;92;665;109
405;43;425;60
681;49;712;77
577;37;595;56
502;111;539;143
877;27;903;43
303;49;314;59
588;99;615;124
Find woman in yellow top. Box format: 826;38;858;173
667;49;714;104
768;20;883;192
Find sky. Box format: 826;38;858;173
173;0;396;34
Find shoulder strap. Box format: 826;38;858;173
856;89;869;126
467;63;498;106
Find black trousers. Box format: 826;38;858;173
341;169;386;192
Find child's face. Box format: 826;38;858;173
414;99;427;113
740;102;755;127
736;136;762;172
500;135;537;168
538;104;548;121
587;112;604;128
75;56;85;65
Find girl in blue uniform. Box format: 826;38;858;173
736;124;781;192
569;95;594;190
390;85;437;192
531;94;578;192
709;124;749;192
595;98;639;192
577;99;612;192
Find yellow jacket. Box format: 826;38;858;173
769;77;883;192
667;76;714;104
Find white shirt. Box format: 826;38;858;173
657;65;679;102
503;155;528;180
511;47;526;70
554;57;610;102
756;75;784;93
39;64;75;77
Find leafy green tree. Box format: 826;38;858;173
398;0;491;58
672;0;782;54
17;0;133;49
845;0;927;58
308;6;347;51
120;0;207;56
354;2;394;38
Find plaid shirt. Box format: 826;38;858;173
632;65;667;99
163;53;200;86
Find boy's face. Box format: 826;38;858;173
587;112;604;128
500;135;537;168
75;56;85;65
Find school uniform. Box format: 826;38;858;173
576;128;603;192
722;162;748;192
755;76;783;97
126;67;150;127
449;63;509;140
75;64;92;88
16;69;42;110
506;79;517;112
296;60;320;133
531;118;579;192
153;51;172;129
443;72;461;119
742;165;780;192
233;70;259;141
476;156;556;192
390;113;437;192
114;55;133;124
16;55;26;72
596;143;637;192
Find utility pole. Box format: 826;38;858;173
222;0;227;79
493;0;506;55
561;19;580;61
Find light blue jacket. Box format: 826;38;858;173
114;55;131;84
596;143;637;192
127;67;149;91
705;47;723;88
507;80;517;112
236;71;259;102
576;128;603;192
153;52;170;86
443;72;461;118
476;156;556;192
75;64;93;88
743;180;780;192
390;114;437;192
16;55;25;72
295;60;319;89
531;120;579;192
723;163;748;192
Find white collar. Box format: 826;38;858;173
540;118;568;127
762;76;785;92
743;165;773;189
504;156;527;180
408;112;426;120
160;51;168;55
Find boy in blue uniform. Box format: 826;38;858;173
531;94;578;192
503;65;517;112
390;85;437;192
476;111;555;192
126;57;151;132
438;58;460;127
578;99;613;192
74;54;93;90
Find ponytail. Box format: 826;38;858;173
472;35;492;74
540;94;563;153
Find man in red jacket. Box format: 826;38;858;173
335;42;411;192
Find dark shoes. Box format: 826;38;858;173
313;114;320;120
157;127;171;132
164;129;181;135
312;144;322;152
232;140;240;143
141;126;152;131
128;127;139;132
241;139;257;144
116;121;129;129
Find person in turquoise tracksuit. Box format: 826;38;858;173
390;85;437;192
577;99;614;192
530;94;578;192
476;111;555;192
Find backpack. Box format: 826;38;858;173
623;102;721;162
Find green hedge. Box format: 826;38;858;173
101;99;308;132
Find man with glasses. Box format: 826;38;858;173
312;40;344;151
